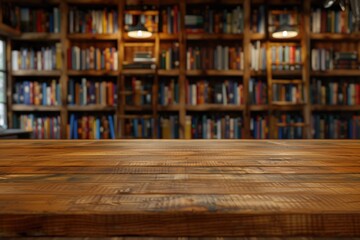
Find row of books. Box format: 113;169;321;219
158;115;180;139
185;115;244;139
311;79;360;105
69;114;115;139
12;44;62;71
123;51;156;70
250;41;266;71
14;114;61;139
311;8;354;34
311;49;359;70
159;79;179;106
123;117;154;139
124;13;158;33
159;5;180;34
159;43;180;70
250;115;269;139
249;78;267;104
68;78;117;106
19;7;61;33
276;113;304;139
186;46;244;70
271;45;302;71
68;8;118;34
312;114;360;139
125;77;152;106
186;80;244;105
268;9;299;34
272;84;303;103
13;80;61;106
251;6;266;34
185;5;244;34
68;46;118;71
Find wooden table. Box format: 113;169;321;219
0;140;359;238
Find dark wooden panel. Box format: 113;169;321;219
0;140;359;237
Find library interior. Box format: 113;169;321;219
0;0;359;238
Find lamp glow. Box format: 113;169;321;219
272;25;298;39
127;23;152;39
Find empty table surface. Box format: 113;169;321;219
0;140;359;238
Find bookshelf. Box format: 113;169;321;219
4;0;360;139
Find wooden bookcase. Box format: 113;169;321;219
5;0;360;139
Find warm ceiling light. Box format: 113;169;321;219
272;25;298;39
127;23;152;39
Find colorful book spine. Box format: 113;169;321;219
249;78;268;104
272;83;303;103
185;5;244;34
68;8;118;34
14;114;61;139
186;45;243;70
311;8;353;33
271;45;302;71
311;49;358;71
184;114;244;139
67;78;117;106
250;41;266;71
251;6;265;34
69;114;115;139
125;77;152;106
11;43;62;71
159;5;180;34
159;78;179;106
19;7;61;33
276;113;304;139
122;117;154;139
160;43;180;70
13;80;61;106
250;114;269;139
311;79;360;105
312;113;360;139
158;115;179;139
186;79;243;105
68;46;118;71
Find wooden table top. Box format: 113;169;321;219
0;140;359;238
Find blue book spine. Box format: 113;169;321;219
133;118;138;138
42;83;47;105
108;115;115;139
74;115;78;139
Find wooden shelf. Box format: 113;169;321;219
158;69;180;76
272;79;303;84
67;70;119;76
311;70;360;77
272;102;305;111
12;105;61;112
157;105;180;111
272;70;302;77
124;105;153;111
159;33;180;40
276;122;307;127
310;33;360;41
122;69;156;75
250;71;267;77
67;105;116;111
12;70;61;77
186;33;244;40
311;105;360;112
68;33;118;40
251;33;266;40
186;104;245;111
186;70;243;76
186;0;245;4
124;10;158;16
13;33;61;41
249;105;269;111
66;0;118;4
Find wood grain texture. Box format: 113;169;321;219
0;140;359;238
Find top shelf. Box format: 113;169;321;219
310;33;360;41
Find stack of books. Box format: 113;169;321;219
123;52;156;69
